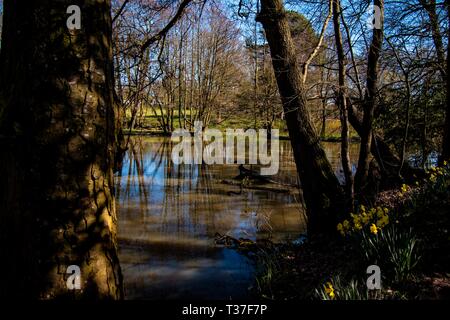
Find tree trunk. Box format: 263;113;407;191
0;0;123;299
348;100;423;183
419;0;450;163
320;97;327;139
332;0;354;207
419;0;446;79
257;0;345;234
354;0;384;195
441;0;450;162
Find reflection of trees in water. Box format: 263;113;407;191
132;139;149;204
277;141;360;186
115;138;362;250
159;149;218;237
116;138;311;239
197;163;218;236
116;137;220;238
116;137;152;217
116;137;170;214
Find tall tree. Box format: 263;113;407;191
441;0;450;162
332;0;353;206
419;0;446;79
257;0;345;234
418;0;450;163
340;4;419;183
0;0;123;298
354;0;384;195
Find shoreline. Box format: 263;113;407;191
123;129;361;143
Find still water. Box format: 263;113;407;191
115;136;358;299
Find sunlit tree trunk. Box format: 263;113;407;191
0;0;123;299
257;0;345;234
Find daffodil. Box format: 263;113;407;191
325;282;335;299
401;184;408;193
370;223;378;235
352;215;361;225
361;213;369;224
376;215;389;228
376;207;384;218
343;220;350;229
337;223;345;236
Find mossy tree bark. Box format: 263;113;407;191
257;0;345;235
0;0;123;299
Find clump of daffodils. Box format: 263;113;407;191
337;205;389;236
425;161;449;183
427;166;446;183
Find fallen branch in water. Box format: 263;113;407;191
214;232;275;253
236;165;299;188
222;179;296;194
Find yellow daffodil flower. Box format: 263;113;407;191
343;220;350;229
370;223;378;235
325;282;335;299
401;184;408;193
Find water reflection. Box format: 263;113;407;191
116;137;359;299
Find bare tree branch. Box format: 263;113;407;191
302;0;333;84
140;0;197;54
112;0;130;24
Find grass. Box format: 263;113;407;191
254;248;282;300
124;109;359;141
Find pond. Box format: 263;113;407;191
115;136;359;299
